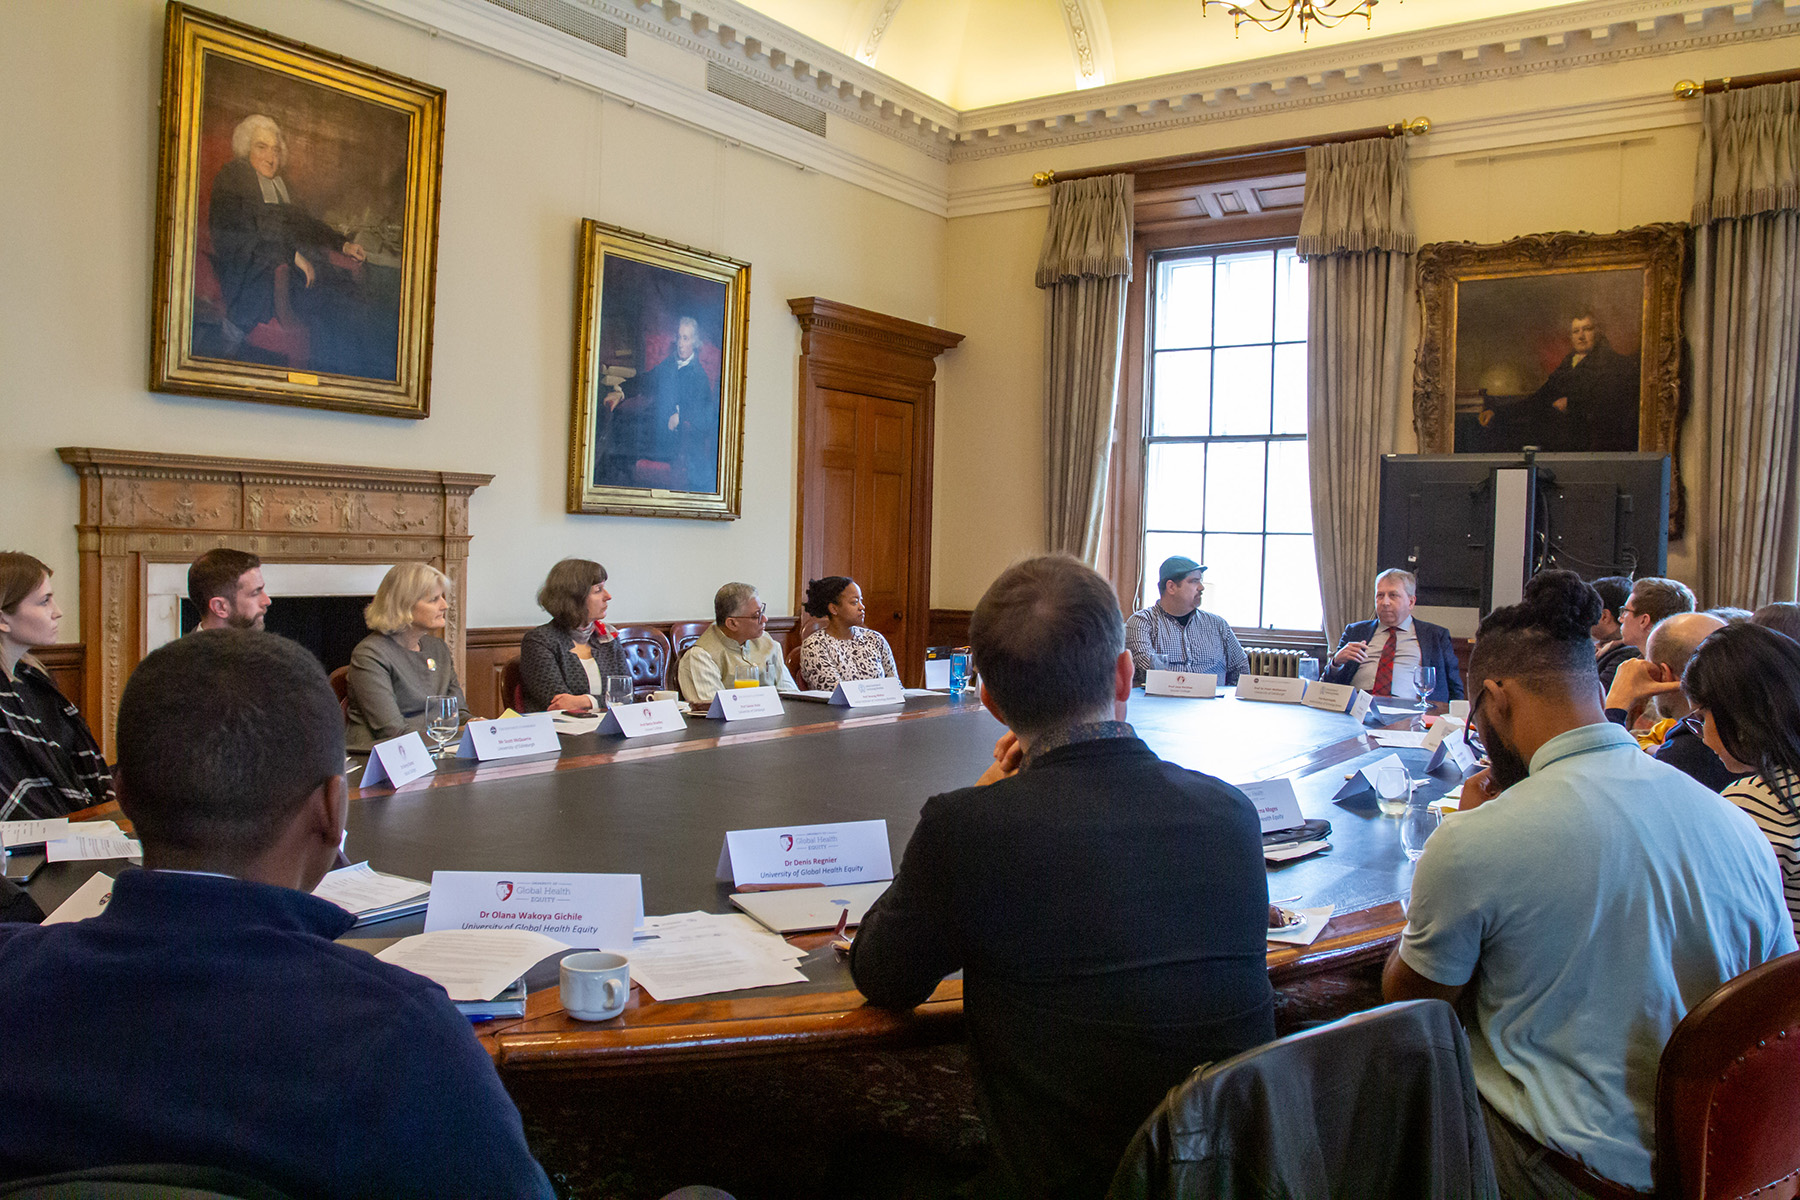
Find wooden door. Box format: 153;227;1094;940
791;299;963;687
818;390;915;654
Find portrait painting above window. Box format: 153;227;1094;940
1412;223;1687;534
151;4;445;417
568;220;749;520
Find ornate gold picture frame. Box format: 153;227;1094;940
150;4;445;417
1412;223;1687;532
568;220;750;520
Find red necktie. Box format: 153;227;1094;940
1372;627;1398;696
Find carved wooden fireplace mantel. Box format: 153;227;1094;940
58;447;492;754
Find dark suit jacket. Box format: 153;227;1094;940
207;158;353;333
1324;618;1465;702
517;621;630;711
0;870;552;1199
1525;340;1639;453
851;734;1277;1200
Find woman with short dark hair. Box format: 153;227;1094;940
518;558;629;712
797;576;898;692
0;552;112;818
1684;621;1800;936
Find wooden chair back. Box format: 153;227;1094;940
784;614;825;689
327;665;350;721
613;625;672;699
499;659;525;714
1655;950;1800;1200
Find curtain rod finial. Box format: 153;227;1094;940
1032;170;1056;187
1674;79;1702;99
1401;116;1430;135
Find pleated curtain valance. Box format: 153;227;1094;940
1694;81;1800;223
1035;174;1134;286
1298;137;1416;259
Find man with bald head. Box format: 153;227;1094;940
1604;611;1739;790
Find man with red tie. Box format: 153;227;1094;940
1323;568;1464;702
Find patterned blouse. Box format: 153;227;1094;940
798;627;899;691
1723;765;1800;937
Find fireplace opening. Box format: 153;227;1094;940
180;595;375;675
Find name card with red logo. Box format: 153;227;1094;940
362;731;435;788
424;871;642;950
715;819;892;888
1301;681;1375;721
1235;778;1306;833
829;677;906;707
1235;675;1309;704
455;712;561;761
597;699;686;737
705;685;785;720
1145;670;1218;698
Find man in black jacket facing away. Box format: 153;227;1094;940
850;556;1275;1199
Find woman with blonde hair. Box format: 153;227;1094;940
344;562;464;754
0;552;112;817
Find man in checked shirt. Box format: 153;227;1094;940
1124;555;1249;686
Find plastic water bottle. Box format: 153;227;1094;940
949;648;971;693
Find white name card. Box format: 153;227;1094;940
424;871;641;950
1423;719;1482;775
1331;752;1408;801
715;819;893;888
830;677;906;707
597;699;686;737
362;731;435;788
42;872;115;924
1303;681;1374;721
706;685;784;720
456;712;561;761
1145;670;1218;698
1237;778;1305;833
1236;675;1309;704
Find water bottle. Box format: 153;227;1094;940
949;648;971;693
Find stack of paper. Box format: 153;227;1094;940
626;911;809;1001
1;818;70;848
312;862;431;926
376;928;567;1002
1368;729;1430;749
43;821;141;863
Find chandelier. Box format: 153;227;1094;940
1201;0;1387;39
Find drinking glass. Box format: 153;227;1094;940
1400;797;1442;861
1413;666;1438;712
1374;764;1411;817
604;675;634;710
425;695;461;759
949;649;971;693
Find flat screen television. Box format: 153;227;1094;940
1376;452;1669;613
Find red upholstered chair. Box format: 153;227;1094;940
499;659;525;714
613;625;671;700
327;665;350;721
784;614;825;689
1655;950;1800;1200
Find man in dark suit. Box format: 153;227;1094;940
851;556;1275;1200
601;316;719;492
1324;568;1465;702
1524;311;1639;452
0;631;554;1199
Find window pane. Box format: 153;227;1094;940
1261;536;1323;630
1142;531;1204;610
1203;442;1265;533
1144;443;1205;532
1199;533;1264;628
1264;441;1312;533
1274;247;1307;343
1272;343;1307;435
1150;349;1211;436
1212;250;1273;346
1211;345;1272;436
1156;259;1213;349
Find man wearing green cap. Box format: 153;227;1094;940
1124;555;1248;686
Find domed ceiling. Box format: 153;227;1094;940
733;0;1599;109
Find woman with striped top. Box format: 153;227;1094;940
1684;621;1800;936
0;552;112;819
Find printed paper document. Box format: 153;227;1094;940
375;929;568;1002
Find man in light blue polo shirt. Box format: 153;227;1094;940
1384;570;1794;1199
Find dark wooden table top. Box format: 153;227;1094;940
28;690;1459;1075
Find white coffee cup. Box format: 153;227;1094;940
650;690;679;703
560;950;631;1021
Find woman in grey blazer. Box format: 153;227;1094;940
518;558;630;712
344;562;464;753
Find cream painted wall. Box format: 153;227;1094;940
0;0;947;635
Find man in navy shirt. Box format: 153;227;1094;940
0;630;555;1199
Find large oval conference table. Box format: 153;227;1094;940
31;688;1459;1080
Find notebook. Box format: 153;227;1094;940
729;881;892;934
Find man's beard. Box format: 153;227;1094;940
226;612;264;631
1486;726;1532;792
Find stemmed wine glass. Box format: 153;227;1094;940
425;695;461;759
1413;666;1438;712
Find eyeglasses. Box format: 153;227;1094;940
729;604;768;622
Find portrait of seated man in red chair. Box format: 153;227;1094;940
589;258;727;495
189;58;406;382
